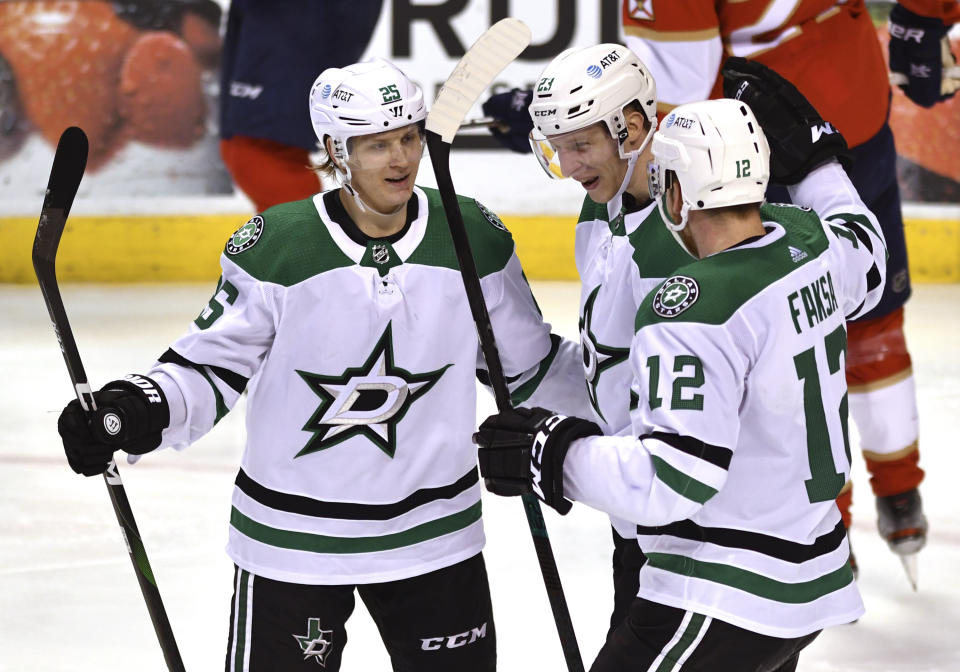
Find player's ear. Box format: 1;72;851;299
667;179;683;220
324;136;343;172
623;108;648;152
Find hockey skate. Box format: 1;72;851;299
876;488;928;590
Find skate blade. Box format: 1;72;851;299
900;554;919;591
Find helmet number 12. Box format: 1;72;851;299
736;159;751;178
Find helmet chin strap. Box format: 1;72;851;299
335;161;407;218
657;193;697;258
606;118;657;220
607;152;639;222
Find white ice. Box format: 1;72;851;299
2;282;958;671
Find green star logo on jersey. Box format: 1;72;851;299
653;275;699;318
226;215;263;255
295;323;451;459
293;618;334;665
580;286;630;422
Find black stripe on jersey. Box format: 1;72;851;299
235;467;480;520
158;348;248;394
641;432;733;470
834;219;875;254
846;299;866;321
635;519;847;563
866;264;882;292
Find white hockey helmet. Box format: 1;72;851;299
528;43;657;178
309;58;427;169
649;98;770;232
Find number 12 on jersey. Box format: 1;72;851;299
794;324;851;503
643;325;852;506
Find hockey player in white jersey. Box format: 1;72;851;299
522;43;695;637
476;62;885;670
56;58;586;672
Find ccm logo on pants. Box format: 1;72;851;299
420;623;488;650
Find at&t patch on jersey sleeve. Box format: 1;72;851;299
653;275;700;317
227;215;264;255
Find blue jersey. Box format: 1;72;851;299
219;0;383;151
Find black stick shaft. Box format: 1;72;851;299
427;132;585;672
32;127;186;672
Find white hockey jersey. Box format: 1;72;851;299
146;186;583;585
572;190;693;535
564;163;885;637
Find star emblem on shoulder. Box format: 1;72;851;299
580;286;630;422
295;323;451;458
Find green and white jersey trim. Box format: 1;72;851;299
565;195;691;537
148;186;581;584
564;165;884;636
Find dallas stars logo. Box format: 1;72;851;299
226;215;263;255
295;323;450;458
293;618;334;666
580;286;630;422
653;276;700;318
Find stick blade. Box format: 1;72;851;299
32;126;89;269
426;18;532;143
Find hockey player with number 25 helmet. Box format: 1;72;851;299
309;58;426;217
56;55;591;671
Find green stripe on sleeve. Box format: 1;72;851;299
509;333;562;405
651;455;718;504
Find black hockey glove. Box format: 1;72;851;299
888;4;959;108
481;88;534;154
475;407;601;515
721;57;852;185
58;375;170;476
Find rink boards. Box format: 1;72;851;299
1;206;959;284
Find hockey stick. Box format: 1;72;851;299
32;127;186;672
425;19;585;672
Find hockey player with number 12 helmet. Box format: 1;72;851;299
477;66;886;668
56;57;589;671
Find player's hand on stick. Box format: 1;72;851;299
481;88;534;153
888;4;959;108
58;375;170;476
721;57;852;185
475;407;600;514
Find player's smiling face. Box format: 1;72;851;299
347;124;424;212
550;123;626;203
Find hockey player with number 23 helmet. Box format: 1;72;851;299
505;43;699;638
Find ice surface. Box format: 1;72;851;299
2;282;957;671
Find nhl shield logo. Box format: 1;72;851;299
227;216;264;255
371;244;390;264
653;276;700;318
